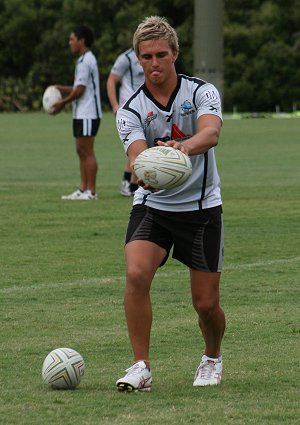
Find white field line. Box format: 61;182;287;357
1;256;300;295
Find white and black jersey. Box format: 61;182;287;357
111;48;144;106
116;74;223;212
72;51;102;119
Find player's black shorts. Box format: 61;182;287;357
125;204;224;272
73;118;101;138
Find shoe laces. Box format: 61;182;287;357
125;362;146;376
196;359;217;380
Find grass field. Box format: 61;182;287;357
0;112;299;425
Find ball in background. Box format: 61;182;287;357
133;146;192;190
42;347;84;390
42;86;62;114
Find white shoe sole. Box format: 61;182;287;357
117;382;152;392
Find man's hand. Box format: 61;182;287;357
136;178;159;192
156;139;190;155
51;99;65;115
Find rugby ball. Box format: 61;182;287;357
42;86;62;114
42;347;84;390
133;146;192;190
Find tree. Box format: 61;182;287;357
0;0;300;112
224;0;300;111
0;0;193;111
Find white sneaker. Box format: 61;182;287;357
120;180;131;197
193;355;223;386
116;361;152;392
61;189;84;200
61;189;97;200
80;190;98;200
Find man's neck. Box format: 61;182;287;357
146;73;178;107
79;47;90;56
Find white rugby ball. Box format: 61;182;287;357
42;347;85;390
133;146;192;190
42;86;62;114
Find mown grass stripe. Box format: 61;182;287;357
1;256;299;294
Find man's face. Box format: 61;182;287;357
138;38;178;86
69;32;82;55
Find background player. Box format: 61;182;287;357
107;48;144;196
53;25;102;200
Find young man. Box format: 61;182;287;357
107;48;144;196
115;16;225;392
53;25;102;200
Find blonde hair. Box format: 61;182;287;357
133;16;179;56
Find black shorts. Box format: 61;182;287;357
125;205;224;272
73;118;101;138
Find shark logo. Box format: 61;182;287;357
181;100;193;112
180;100;195;116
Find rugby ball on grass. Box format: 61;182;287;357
42;86;62;114
42;347;84;390
133;146;192;190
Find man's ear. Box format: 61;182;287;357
172;50;179;63
79;37;86;48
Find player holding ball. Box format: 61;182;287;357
116;16;225;392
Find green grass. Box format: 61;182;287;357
0;112;299;425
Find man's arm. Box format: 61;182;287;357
52;85;86;114
127;139;160;191
107;73;122;114
127;139;148;168
157;114;222;156
55;85;73;94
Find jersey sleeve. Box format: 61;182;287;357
74;61;89;87
195;83;222;120
111;53;129;78
116;108;146;153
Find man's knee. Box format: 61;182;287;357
193;297;219;320
127;265;144;283
126;265;152;293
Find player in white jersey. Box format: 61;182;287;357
115;17;225;392
107;48;144;196
53;25;102;200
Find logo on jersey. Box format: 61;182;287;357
171;124;191;141
165;113;173;122
144;111;157;127
122;133;130;145
205;90;218;100
180;100;195;116
117;118;127;131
